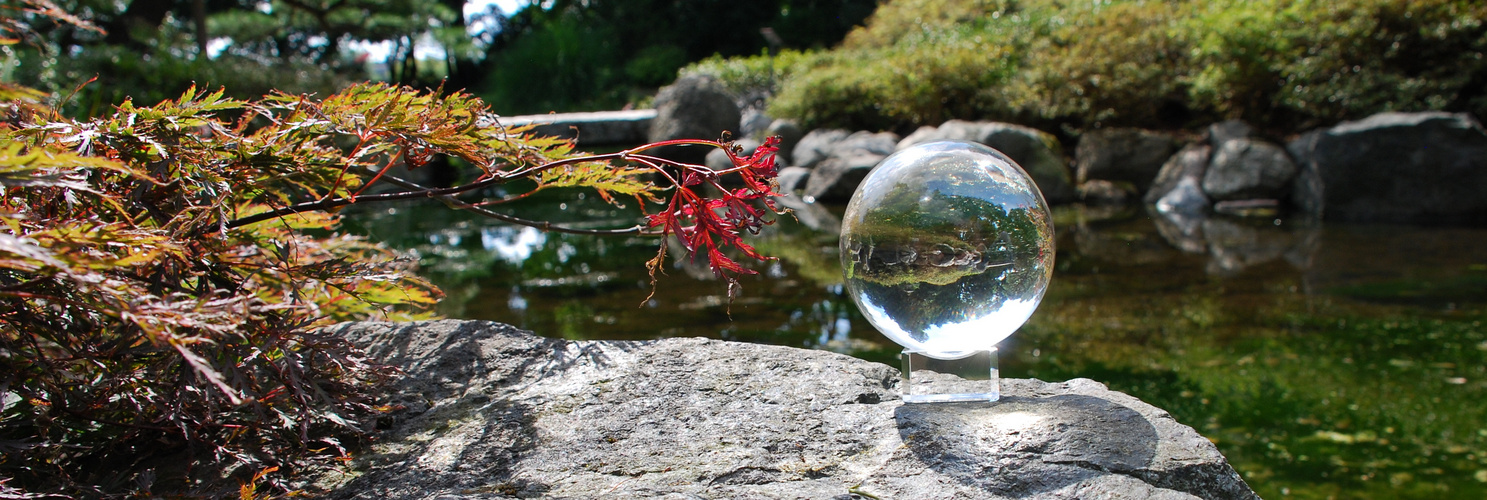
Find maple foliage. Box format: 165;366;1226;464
643;136;782;292
0;77;782;498
0;16;781;498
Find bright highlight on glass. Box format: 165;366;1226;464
840;141;1055;402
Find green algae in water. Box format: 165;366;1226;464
343;184;1487;500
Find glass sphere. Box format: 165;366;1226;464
840;141;1055;360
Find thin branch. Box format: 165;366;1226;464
368;166;654;236
223;140;738;235
224;167;510;229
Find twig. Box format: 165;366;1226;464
223;139;744;235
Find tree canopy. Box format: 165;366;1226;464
4;0;880;118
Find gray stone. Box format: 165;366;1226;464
1156;177;1211;217
740;107;774;140
1201;139;1297;201
791;129;851;169
979;124;1076;204
1075;128;1181;191
1077;180;1135;205
1288;132;1326;218
647;75;742;164
802;149;886;203
797;130;901;203
1286;111;1487;223
317;320;1258;500
1145;144;1212;205
764;119;806;166
897;120;981;146
1205;120;1254;147
502;109;657;146
703;138;764;188
771;192;841;233
831;130;900;159
774;166;811;194
897;120;1076;204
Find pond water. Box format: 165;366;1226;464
345;192;1487;500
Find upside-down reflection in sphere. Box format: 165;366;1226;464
840;141;1054;360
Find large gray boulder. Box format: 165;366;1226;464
774;166;811;194
1201;139;1297;201
898;120;1077;204
1076;128;1181;192
1205;119;1254;147
316;320;1259;500
1077;179;1135;205
791;129;852;169
647;75;742;164
1287;111;1487;223
1156;177;1211;218
764;119;806;166
800;130;900;203
801;152;885;203
1146;144;1212;205
828;129;900;158
740;106;774;140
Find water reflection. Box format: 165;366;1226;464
344;195;1487;500
481;226;547;265
1146;206;1322;276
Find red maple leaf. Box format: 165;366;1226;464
643;137;783;296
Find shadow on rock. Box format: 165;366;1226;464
328;321;644;426
331;398;548;499
892;395;1158;498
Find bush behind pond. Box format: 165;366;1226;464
686;0;1487;134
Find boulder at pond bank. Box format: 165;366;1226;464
898;120;1077;204
315;320;1259;500
1287;111;1487;224
646;75;741;164
1075;128;1181;193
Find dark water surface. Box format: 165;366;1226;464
345;194;1487;500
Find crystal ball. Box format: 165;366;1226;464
840;141;1055;360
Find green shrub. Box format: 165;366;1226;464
1186;0;1487;128
731;0;1487;132
681;50;805;98
774;37;1023;130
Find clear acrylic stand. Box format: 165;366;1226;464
900;348;999;403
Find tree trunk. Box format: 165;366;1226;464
192;0;208;57
103;0;178;49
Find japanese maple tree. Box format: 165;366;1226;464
0;75;780;500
